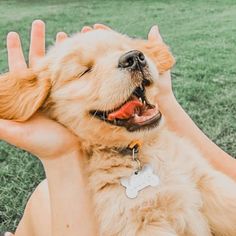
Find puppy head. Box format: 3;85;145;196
0;29;174;147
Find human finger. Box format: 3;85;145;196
148;25;163;43
93;23;111;30
4;232;14;236
7;32;27;71
29;20;45;67
56;32;68;44
81;26;93;33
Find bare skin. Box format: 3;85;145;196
0;21;235;236
1;20;99;236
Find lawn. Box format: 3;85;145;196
0;0;236;232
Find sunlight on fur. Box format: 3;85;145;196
0;29;236;236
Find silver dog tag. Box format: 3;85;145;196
120;164;160;199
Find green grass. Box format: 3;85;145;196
0;0;236;232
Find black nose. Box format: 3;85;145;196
118;50;146;70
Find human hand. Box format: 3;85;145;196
0;114;79;160
0;20;79;161
147;25;174;99
7;20;67;72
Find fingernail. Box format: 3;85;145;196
57;32;67;38
32;19;45;26
151;25;159;33
5;232;13;236
81;26;92;33
7;31;19;39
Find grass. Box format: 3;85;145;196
0;0;236;232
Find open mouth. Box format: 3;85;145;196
90;85;162;132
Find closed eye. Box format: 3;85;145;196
80;67;92;77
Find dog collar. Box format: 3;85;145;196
117;140;142;155
119;140;160;199
116;140;143;173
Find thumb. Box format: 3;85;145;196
148;25;163;43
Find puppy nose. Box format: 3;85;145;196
118;50;146;70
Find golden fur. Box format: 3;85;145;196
0;29;236;236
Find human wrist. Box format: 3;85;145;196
41;148;82;174
42;149;86;195
157;93;185;132
41;148;98;236
157;92;179;114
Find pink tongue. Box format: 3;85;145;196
108;100;143;121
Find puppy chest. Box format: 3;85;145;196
86;151;205;235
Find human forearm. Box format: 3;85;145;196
42;150;98;236
159;94;236;181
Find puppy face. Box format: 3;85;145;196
0;29;174;147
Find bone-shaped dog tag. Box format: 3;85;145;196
120;164;160;199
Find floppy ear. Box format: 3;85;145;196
141;41;175;74
136;26;175;74
0;69;51;121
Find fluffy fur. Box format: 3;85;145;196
0;29;236;236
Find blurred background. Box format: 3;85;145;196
0;0;235;232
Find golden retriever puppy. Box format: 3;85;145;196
0;28;236;236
